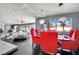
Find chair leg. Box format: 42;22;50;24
71;51;76;55
32;43;36;49
32;42;34;48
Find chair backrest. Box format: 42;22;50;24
70;30;79;50
70;30;76;41
31;29;40;45
68;30;74;37
40;31;58;55
31;29;38;37
30;28;34;42
31;28;34;37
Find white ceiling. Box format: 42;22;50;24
0;3;79;24
28;3;79;17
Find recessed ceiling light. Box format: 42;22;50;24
41;9;46;16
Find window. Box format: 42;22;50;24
48;20;57;30
64;18;72;32
57;21;63;32
57;17;72;32
48;17;72;32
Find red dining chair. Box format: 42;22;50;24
31;28;40;47
60;30;79;54
40;31;58;55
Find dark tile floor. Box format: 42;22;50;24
12;39;33;55
4;37;79;55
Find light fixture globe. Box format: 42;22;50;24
39;19;45;25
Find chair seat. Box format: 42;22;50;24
61;40;78;51
33;37;40;45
